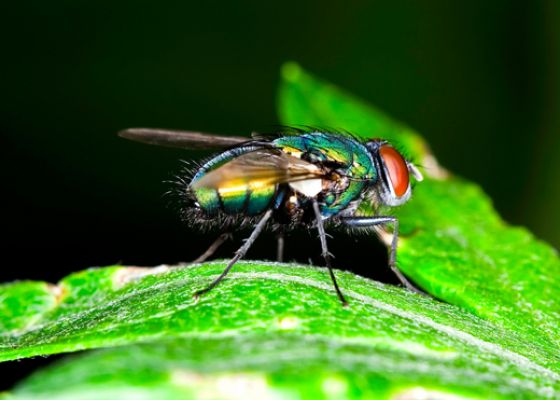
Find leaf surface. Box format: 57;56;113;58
1;263;558;399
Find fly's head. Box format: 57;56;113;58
365;140;423;207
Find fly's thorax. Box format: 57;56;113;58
273;132;378;217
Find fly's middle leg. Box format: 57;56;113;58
312;200;348;306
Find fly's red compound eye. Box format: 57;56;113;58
379;145;409;197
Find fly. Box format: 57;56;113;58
119;127;424;305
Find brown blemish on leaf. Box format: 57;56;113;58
46;283;68;305
421;154;449;180
112;265;172;289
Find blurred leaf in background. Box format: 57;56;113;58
278;64;560;352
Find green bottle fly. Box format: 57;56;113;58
119;128;424;304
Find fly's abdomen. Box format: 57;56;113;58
245;183;277;215
190;145;278;216
192;183;277;216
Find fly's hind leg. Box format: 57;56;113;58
194;209;273;298
276;230;285;262
191;233;233;264
341;216;425;295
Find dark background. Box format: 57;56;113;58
1;0;559;388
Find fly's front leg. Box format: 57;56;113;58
341;216;425;295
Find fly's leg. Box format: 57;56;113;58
276;231;285;262
191;233;232;264
341;216;425;295
194;209;273;298
312;201;348;306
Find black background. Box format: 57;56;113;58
1;0;559;389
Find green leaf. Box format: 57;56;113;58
1;263;559;399
278;62;560;355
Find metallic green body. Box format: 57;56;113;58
190;132;377;218
191;145;275;216
273;133;377;216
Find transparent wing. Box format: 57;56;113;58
118;128;249;150
191;149;324;190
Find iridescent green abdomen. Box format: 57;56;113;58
191;145;278;216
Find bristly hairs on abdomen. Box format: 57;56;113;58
164;158;263;233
